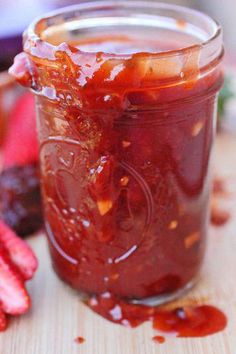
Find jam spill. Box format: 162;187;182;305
152;335;165;344
87;293;227;340
211;178;231;226
75;336;85;344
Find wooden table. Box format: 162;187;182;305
0;133;236;354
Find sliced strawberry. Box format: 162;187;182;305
2;92;38;168
0;221;38;280
0;308;7;331
0;245;30;315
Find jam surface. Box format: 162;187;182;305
11;31;223;300
73;34;199;54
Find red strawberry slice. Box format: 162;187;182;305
0;245;30;315
2;92;38;168
0;308;7;331
0;221;38;280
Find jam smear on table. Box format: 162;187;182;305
152;335;165;344
211;206;230;226
211;178;231;226
213;178;226;196
75;336;85;344
87;292;227;339
152;305;227;338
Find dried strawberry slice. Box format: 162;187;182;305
0;221;38;280
0;245;30;315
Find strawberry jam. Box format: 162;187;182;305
87;292;227;337
10;2;223;301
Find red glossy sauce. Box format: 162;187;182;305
75;336;85;344
152;305;227;338
211;207;230;226
11;31;223;300
211;179;231;226
152;335;165;344
87;292;227;338
213;178;226;195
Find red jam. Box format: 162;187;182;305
152;335;165;344
211;179;231;226
87;292;227;338
10;3;223;301
74;336;85;344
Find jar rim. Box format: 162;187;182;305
25;0;222;59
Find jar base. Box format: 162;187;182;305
130;278;197;307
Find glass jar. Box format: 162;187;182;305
10;1;223;304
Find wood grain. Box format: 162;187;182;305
0;132;236;354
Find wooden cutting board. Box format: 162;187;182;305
0;132;236;354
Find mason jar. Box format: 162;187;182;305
10;1;223;304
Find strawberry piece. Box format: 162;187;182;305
0;245;30;315
0;221;38;280
2;92;38;168
0;308;7;331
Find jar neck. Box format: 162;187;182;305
9;1;223;108
25;1;223;65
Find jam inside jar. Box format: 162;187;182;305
11;1;223;303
